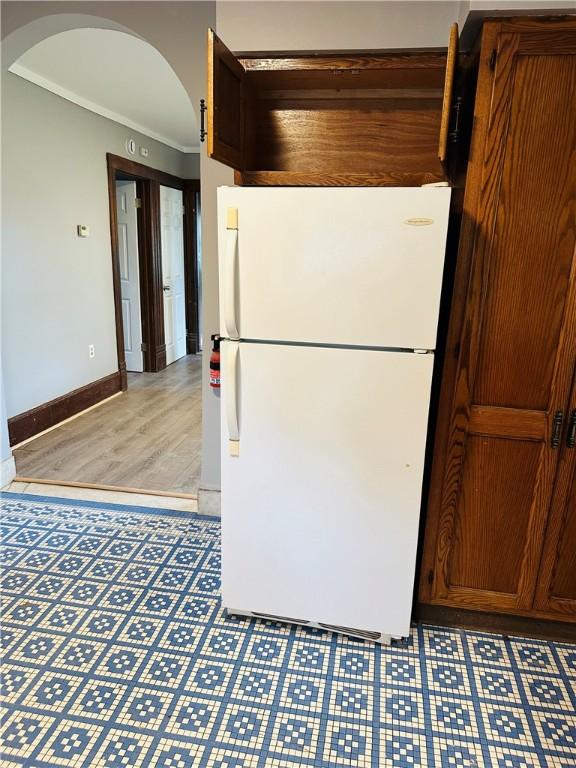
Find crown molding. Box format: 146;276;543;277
9;64;200;154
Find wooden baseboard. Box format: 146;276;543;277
150;344;167;373
119;362;128;391
8;371;122;446
415;602;576;642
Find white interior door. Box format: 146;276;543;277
220;341;434;638
116;180;143;372
160;185;186;365
218;186;451;350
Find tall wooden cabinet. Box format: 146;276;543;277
419;16;576;625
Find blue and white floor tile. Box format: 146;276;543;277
1;491;575;768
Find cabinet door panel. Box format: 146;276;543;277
534;378;576;617
551;483;576;601
449;436;542;594
425;20;576;615
207;29;245;170
473;54;576;410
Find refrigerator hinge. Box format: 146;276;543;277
413;349;430;354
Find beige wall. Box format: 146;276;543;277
217;1;462;50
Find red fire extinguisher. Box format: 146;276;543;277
210;334;221;389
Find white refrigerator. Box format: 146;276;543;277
217;187;451;642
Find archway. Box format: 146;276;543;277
2;19;205;499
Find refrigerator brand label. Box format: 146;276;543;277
404;217;434;226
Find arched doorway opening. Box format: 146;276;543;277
3;22;204;500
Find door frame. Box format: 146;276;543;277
106;153;200;386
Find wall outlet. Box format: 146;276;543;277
89;344;95;359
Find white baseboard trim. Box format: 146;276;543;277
198;487;221;516
1;456;17;489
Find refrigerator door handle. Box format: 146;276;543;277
226;341;240;456
223;220;239;340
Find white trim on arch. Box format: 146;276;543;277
10;63;200;154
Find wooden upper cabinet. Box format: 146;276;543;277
420;16;576;621
207;29;246;169
206;27;458;186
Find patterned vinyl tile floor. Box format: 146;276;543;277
0;492;575;768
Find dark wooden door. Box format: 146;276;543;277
207;28;246;170
534;371;576;618
422;19;576;616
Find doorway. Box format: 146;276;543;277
11;156;203;498
4;24;204;501
107;153;201;379
116;180;144;372
160;185;187;366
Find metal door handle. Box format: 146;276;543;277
223;212;239;340
226;342;240;456
163;285;171;292
551;410;564;449
567;409;576;448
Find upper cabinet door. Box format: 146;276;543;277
207;29;246;170
438;23;458;163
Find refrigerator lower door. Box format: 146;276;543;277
218;186;450;350
220;341;434;639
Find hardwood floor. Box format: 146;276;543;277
13;355;202;495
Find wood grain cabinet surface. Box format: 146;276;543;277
419;15;576;627
206;27;458;186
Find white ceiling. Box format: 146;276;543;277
10;28;198;153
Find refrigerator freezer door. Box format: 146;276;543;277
220;341;434;638
218;186;450;350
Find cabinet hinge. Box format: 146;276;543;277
199;98;207;143
140;343;148;352
448;95;463;145
135;197;142;209
427;569;434;585
489;49;497;71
